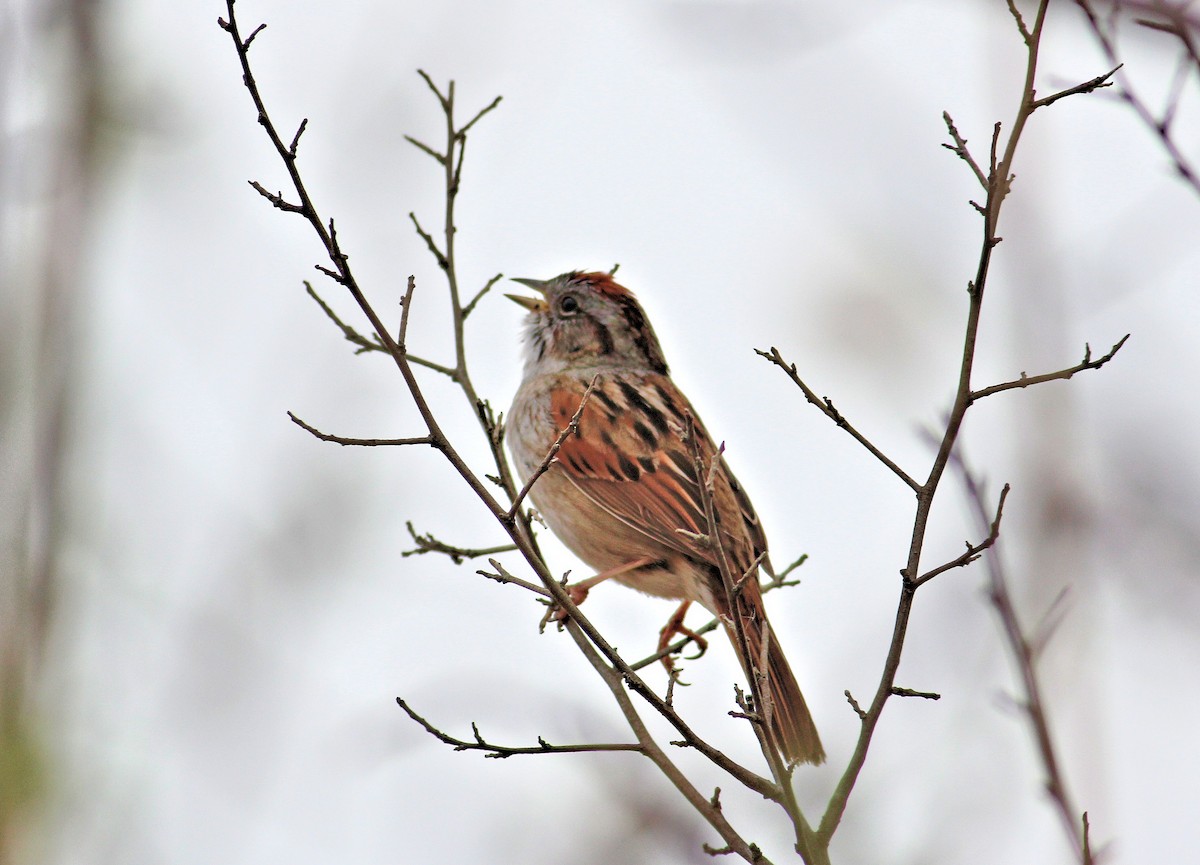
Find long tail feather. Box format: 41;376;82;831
726;609;824;765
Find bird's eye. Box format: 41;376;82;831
559;295;580;314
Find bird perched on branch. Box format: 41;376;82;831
506;270;823;765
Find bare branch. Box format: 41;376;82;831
242;21;266;50
1030;65;1120;111
462;273;503;319
911;483;1011;586
304;282;385;354
408;212;448;270
396;698;642;758
313;263;346;285
248;180;303;212
952;458;1097;864
402;522;516;563
843;690;866;721
890;687;941;700
403;135;446;165
397;274;417;348
819;1;1058;845
969;335;1129;403
773;553;808;582
557;618;780;863
415;68;449;109
942;111;989;189
756;346;921;492
477;558;553;598
303;281;458;374
457;94;503;139
288;118;308;158
287;411;433;447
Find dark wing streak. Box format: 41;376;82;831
549;377;718;565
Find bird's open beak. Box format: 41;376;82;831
505;277;549;312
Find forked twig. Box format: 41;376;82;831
969;335;1130;403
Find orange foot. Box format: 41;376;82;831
657;600;709;673
539;557;656;631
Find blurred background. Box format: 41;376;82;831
4;0;1198;862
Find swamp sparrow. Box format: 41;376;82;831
506;271;823;765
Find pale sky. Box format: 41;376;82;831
9;1;1200;863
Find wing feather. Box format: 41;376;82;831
548;373;763;573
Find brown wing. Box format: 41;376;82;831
548;373;761;575
551;373;822;764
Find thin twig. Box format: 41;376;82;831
409;212;448;270
844;690;866;721
969;335;1130;402
755;347;921;492
476;558;553;598
942;111;989;189
457;94;504;139
1074;0;1200;194
911;484;1010;586
890;687;940;700
462;273;503;319
402;522;517;563
396;697;642;758
506;376;599;521
1030;65;1119;110
628;575;802;672
288;411;434;447
288;117;308;158
403;135;446;164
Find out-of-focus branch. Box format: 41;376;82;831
952;457;1100;864
1074;0;1200;194
2;0;101;859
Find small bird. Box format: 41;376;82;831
506;270;824;765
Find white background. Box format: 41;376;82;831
7;1;1200;863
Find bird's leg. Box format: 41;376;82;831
540;556;657;629
656;600;709;673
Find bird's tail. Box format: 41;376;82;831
725;602;824;766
